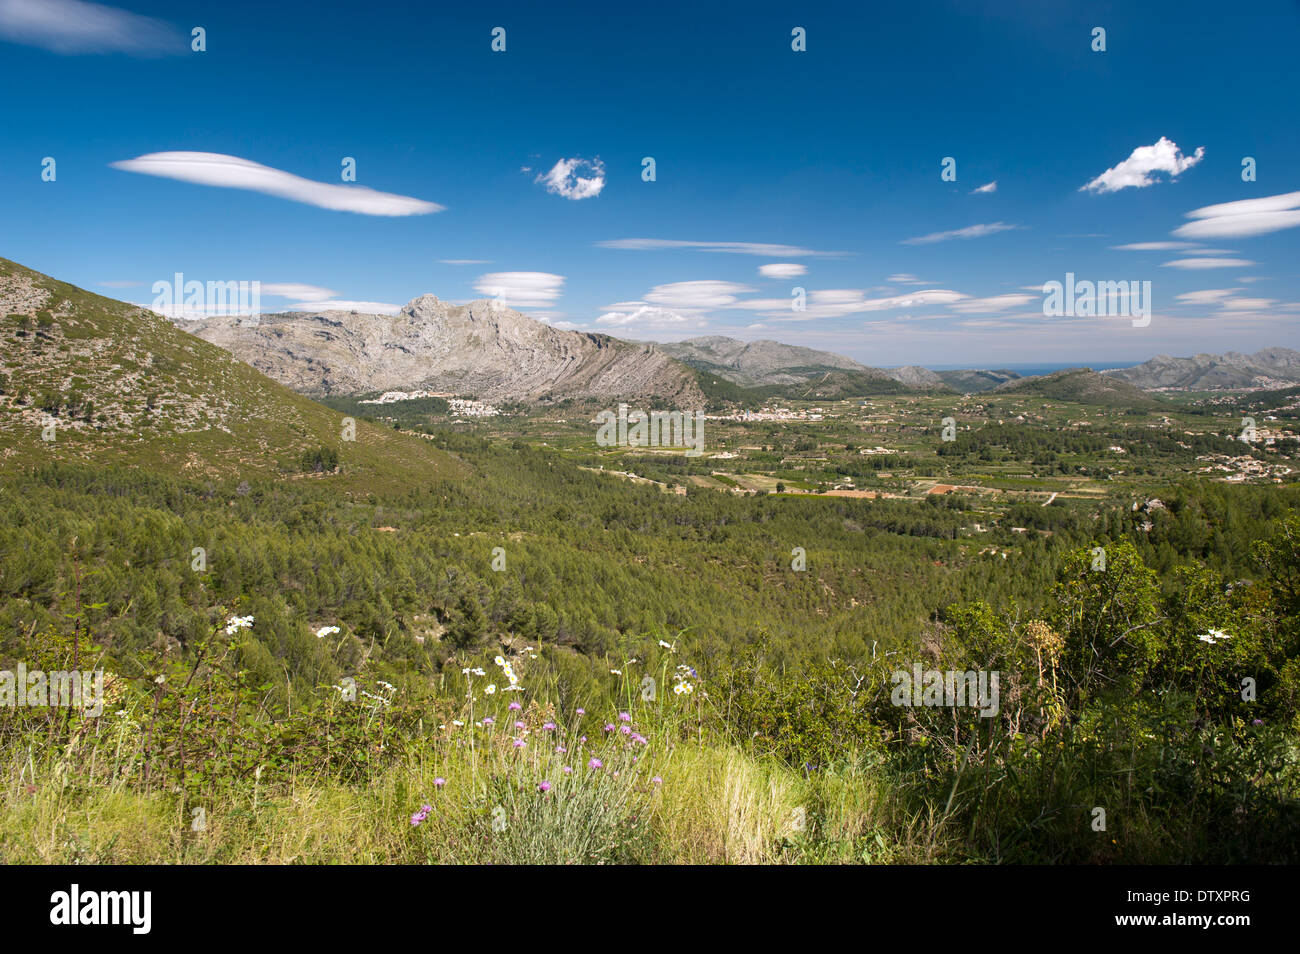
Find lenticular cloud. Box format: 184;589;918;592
1173;191;1300;240
110;151;444;216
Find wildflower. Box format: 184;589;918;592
631;733;647;745
588;758;603;769
224;615;254;635
673;681;695;695
1197;629;1231;645
514;721;525;730
555;744;566;753
484;684;497;695
543;722;556;731
576;708;586;716
411;805;431;827
472;667;486;676
513;739;525;748
563;766;573;774
508;701;522;711
618;711;631;722
580;735;587;742
538;781;552;793
603;723;615;733
494;655;506;666
452;720;464;727
658;639;674;650
610;669;622;676
651;776;663;785
1253;718;1264;726
153;675;166;685
316;625;340;639
620;725;632;735
482;717;494;726
434;777;446;787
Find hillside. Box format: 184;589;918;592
1105;348;1300;390
992;367;1163;408
0;258;464;488
657;336;870;385
180;296;705;407
936;368;1022;393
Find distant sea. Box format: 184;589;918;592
923;361;1137;376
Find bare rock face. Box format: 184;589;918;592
178;296;705;406
1105;348;1300;390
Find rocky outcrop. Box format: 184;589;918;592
179;296;705;406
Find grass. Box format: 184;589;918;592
0;725;922;865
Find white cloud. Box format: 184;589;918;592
1080;137;1205;194
1174;288;1241;304
110;152;443;216
472;271;565;308
644;280;754;310
1217;297;1277;312
595;305;704;330
886;273;936;285
1161;257;1256;270
757;288;970;321
1173;191;1300;239
901;222;1019;245
596;238;837;257
0;0;182;55
758;263;806;279
970;181;997;194
287;300;402;314
534;157;606;200
947;293;1037;314
260;283;338;301
1110;241;1199;251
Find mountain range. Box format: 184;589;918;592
1103;348;1300;390
6;259;1300;428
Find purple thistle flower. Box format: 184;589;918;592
433;777;446;787
543;721;556;731
651;775;663;785
576;708;586;716
603;723;615;733
514;720;526;730
563;766;573;774
620;725;632;735
618;711;631;722
588;757;603;769
509;702;522;711
482;717;494;726
538;781;552;793
513;738;526;748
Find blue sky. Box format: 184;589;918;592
2;0;1298;366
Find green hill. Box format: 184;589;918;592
0;258;464;490
992;366;1163;409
